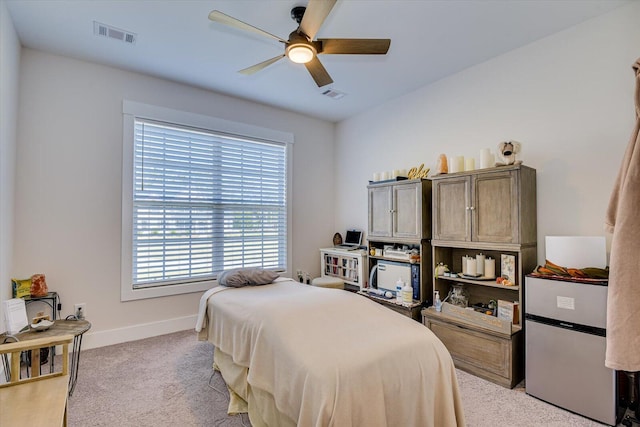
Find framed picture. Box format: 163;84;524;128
333;232;342;246
501;254;516;284
497;300;519;324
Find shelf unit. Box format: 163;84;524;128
429;242;535;327
424;165;536;388
320;248;367;290
366;241;430;303
365;178;432;319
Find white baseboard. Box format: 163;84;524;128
79;314;198;350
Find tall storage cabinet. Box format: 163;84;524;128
423;165;537;388
368;180;430;240
366;179;432;320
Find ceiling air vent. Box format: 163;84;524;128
321;89;346;100
93;21;137;45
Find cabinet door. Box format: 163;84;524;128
393;182;421;239
432;177;470;241
368;186;392;238
472;171;518;243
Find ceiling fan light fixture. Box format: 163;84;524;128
287;44;315;64
208;2;390;88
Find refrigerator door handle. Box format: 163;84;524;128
525;313;606;337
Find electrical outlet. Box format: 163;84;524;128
74;303;86;320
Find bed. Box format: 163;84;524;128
196;277;465;426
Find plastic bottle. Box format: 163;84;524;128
396;278;404;303
402;281;413;305
434;290;442;312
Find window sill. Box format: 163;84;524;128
121;279;214;301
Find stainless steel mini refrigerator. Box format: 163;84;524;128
525;276;617;426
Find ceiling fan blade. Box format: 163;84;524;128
318;38;391;55
208;10;286;44
304;56;333;87
239;55;285;75
299;0;337;40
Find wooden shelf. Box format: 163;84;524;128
357;291;421;309
431;239;530;252
436;275;520;291
368;255;419;264
359;291;423;320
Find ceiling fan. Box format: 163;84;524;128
208;0;391;87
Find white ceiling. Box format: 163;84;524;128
5;0;631;122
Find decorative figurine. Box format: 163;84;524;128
496;141;522;166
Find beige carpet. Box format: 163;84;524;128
67;329;608;426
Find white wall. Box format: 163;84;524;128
14;49;335;348
334;1;640;264
10;2;637;348
0;0;20;333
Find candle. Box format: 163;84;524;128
449;157;458;173
381;171;390;180
484;257;496;278
461;255;469;275
456;156;464;172
480;148;491;169
476;253;485;276
373;172;381;181
465;157;475;171
392;169;400;178
466;257;477;276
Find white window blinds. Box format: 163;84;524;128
132;119;287;288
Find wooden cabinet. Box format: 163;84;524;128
432;166;536;244
368;179;431;241
422;311;522;388
320;248;367;290
365;179;432;320
425;165;536;388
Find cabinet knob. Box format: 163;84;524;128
470;206;475;210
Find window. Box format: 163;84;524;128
122;101;292;300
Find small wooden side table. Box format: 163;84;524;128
1;319;91;396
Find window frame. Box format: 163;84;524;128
121;100;293;301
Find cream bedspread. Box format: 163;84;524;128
197;279;465;427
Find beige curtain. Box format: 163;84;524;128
604;58;640;371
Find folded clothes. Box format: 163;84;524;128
532;259;609;279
